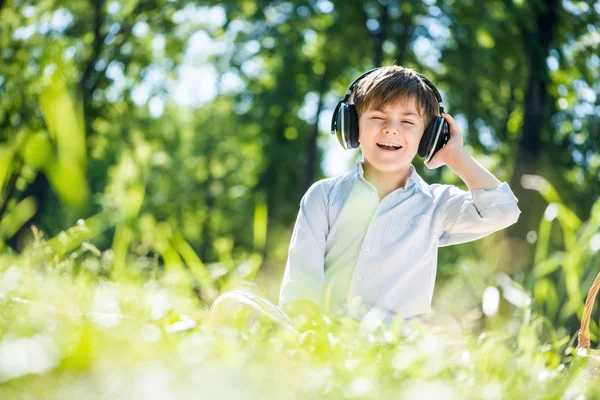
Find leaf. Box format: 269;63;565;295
534;252;565;278
0;196;38;240
0;146;14;192
45;214;110;258
45;157;90;210
39;74;86;170
171;232;216;293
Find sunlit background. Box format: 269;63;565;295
0;0;599;398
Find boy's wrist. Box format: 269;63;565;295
445;147;472;174
445;147;502;191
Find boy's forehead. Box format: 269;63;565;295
367;97;422;116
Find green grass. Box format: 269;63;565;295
0;253;598;400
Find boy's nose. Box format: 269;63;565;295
383;123;400;135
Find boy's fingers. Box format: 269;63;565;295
441;113;459;133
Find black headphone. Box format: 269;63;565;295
330;68;450;163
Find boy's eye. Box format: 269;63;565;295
371;116;385;120
402;120;415;125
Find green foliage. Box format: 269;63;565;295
522;175;600;334
1;0;599;396
0;243;599;398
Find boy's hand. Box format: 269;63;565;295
424;113;468;170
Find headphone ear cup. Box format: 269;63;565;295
335;104;347;149
431;119;450;158
418;117;449;161
418;119;438;158
347;104;360;149
336;103;360;149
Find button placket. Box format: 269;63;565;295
348;187;384;297
350;218;377;296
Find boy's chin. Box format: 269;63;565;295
364;159;413;174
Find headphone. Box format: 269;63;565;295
330;68;450;163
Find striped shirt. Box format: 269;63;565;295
279;159;521;323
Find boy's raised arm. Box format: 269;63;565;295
436;182;521;246
425;113;521;246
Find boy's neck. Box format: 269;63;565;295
362;160;413;201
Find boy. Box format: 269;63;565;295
278;66;521;334
211;66;520;339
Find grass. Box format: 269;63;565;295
0;251;598;400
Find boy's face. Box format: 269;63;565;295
358;98;425;174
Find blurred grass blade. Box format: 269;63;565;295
213;236;234;271
46;213;110;258
0;146;14;192
0;196;37;240
520;174;561;203
39;66;89;211
533;208;553;267
556;203;581;250
253;202;267;252
111;223;133;277
124;184;145;221
219;201;269;285
533;251;564;278
46;158;90;210
21;131;55;170
533;278;559;322
171;232;214;289
161;244;198;293
39;75;86;170
241;252;263;282
575;198;600;250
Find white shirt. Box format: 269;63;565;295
279;160;521;324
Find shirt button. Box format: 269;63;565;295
357;276;362;281
365;246;371;252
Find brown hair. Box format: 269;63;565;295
350;66;440;127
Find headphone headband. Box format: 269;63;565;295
331;67;444;135
346;68;444;104
415;73;443;105
340;68;381;103
330;66;450;160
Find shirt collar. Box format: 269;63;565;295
352;160;430;195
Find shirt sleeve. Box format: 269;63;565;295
279;181;329;310
438;182;521;247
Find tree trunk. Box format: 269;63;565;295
508;0;559;241
498;85;516;142
374;3;389;67
80;0;106;97
394;4;414;66
260;113;287;265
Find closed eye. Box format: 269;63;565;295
371;116;385;120
402;120;415;125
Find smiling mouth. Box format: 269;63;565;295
376;142;403;151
